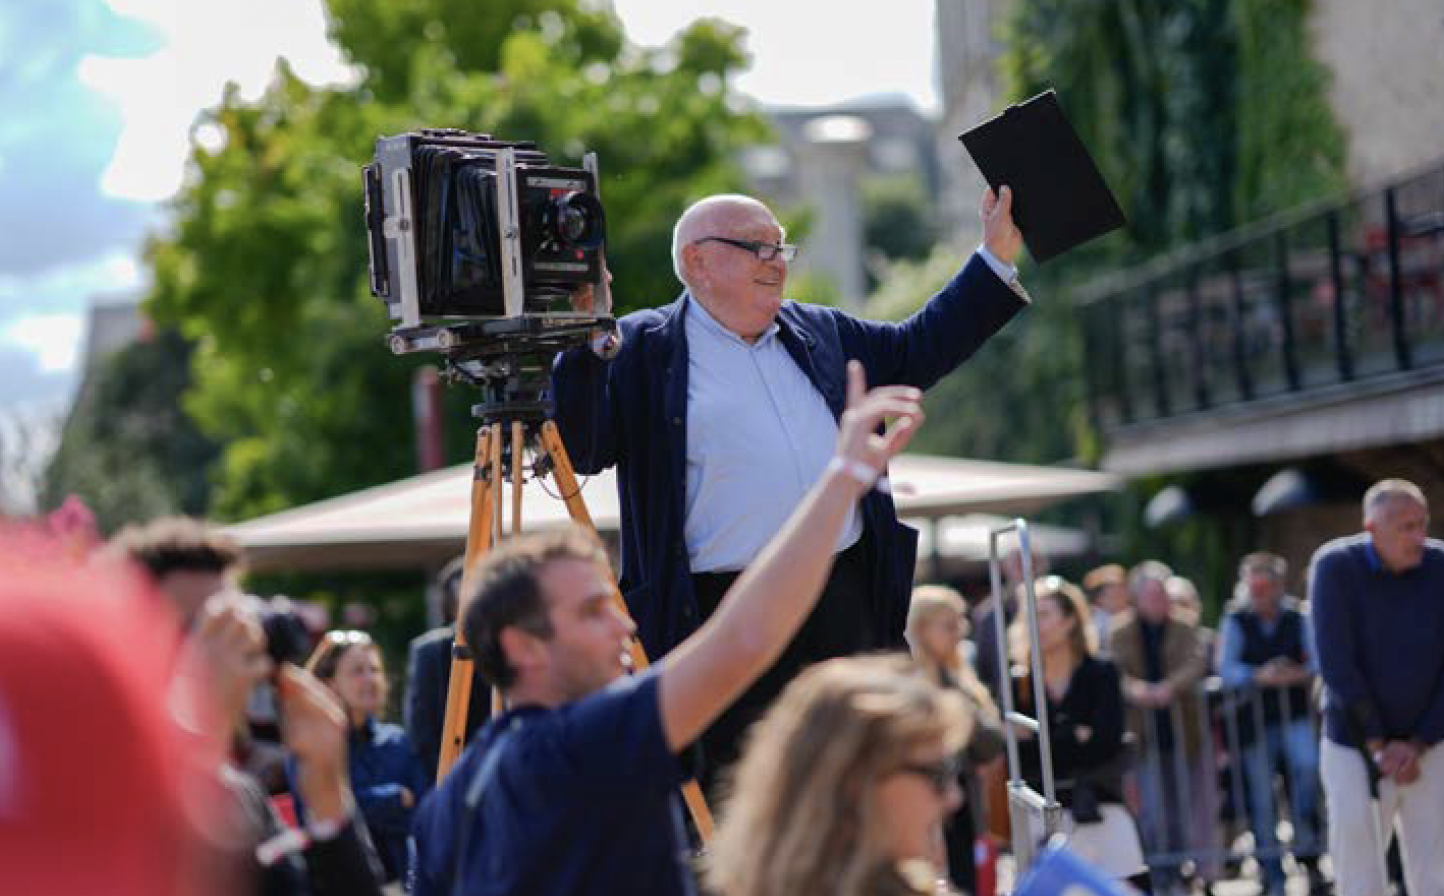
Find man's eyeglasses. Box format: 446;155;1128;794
893;757;960;795
693;236;799;262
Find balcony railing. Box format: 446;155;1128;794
1077;160;1444;432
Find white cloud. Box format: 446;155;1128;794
82;0;357;202
0;248;145;308
610;0;938;111
3;314;86;374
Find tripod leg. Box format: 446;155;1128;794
491;419;504;545
435;424;499;782
511;420;524;534
538;421;716;842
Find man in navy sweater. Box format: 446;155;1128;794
552;187;1026;786
1311;478;1444;896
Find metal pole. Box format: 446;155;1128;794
988;519;1065;872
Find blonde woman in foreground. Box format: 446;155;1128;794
708;654;973;896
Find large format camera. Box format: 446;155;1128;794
362;129;614;367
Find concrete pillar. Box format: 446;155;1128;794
796;115;872;310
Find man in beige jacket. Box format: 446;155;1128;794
1108;560;1218;895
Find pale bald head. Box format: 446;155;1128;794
671;194;785;287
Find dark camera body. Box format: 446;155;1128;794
364;129;607;324
259;604;312;670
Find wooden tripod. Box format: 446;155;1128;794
433;417;715;841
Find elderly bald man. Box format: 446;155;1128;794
552;189;1027;787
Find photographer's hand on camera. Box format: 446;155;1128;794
278;663;354;827
568;263;613;315
188;591;274;727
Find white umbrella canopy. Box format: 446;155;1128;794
227;454;1119;573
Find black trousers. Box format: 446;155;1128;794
690;533;874;796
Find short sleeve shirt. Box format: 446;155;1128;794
450;669;694;896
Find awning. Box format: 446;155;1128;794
227;453;1119;573
1101;377;1444;476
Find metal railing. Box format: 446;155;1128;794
1128;675;1324;885
988;519;1065;873
1078;159;1444;433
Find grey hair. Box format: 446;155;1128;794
670;194;785;287
1363;478;1427;522
1127;559;1174;596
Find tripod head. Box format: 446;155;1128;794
386;313;615;426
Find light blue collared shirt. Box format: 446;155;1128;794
682;296;863;573
975;243;1019;287
1216;599;1319;688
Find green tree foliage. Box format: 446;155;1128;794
870;0;1346;469
143;3;768;521
863;243;1088;466
999;0;1345;253
1231;0;1347;221
965;0;1346;601
862;173;937;260
42;330;220;533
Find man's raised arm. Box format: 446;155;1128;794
656;361;924;752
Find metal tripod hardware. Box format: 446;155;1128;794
988;518;1066;873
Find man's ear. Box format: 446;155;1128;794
681;243;706;285
499;626;546;678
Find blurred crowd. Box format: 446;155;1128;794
1;476;1438;896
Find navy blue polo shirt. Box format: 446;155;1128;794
411;668;694;896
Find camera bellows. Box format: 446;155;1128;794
364;129;608;322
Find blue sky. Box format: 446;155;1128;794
0;0;937;417
0;0;158;409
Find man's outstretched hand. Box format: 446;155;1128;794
833;361;924;491
982;185;1023;267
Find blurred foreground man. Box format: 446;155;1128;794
411;367;923;896
552;187;1026;785
1312;479;1444;896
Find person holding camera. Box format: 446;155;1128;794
109;517;386;896
411;364;923;896
552;187;1027;787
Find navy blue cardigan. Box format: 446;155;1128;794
550;253;1026;660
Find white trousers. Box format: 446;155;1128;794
1320;736;1444;896
1063;804;1147;880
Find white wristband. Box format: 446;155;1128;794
828;456;879;489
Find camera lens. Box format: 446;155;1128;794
544;191;606;250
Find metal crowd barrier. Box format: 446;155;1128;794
987;519;1065;873
1128;673;1325;881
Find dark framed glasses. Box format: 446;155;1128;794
693;236;799;262
894;756;960;795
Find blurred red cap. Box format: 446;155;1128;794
0;532;223;896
